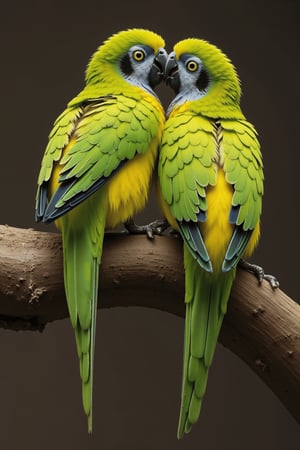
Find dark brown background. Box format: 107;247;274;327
0;0;299;448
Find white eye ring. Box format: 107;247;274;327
133;49;145;62
186;60;199;72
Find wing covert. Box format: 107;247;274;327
35;107;83;221
159;114;217;271
221;119;263;271
37;95;160;222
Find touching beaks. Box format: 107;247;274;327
155;48;169;74
164;52;180;93
149;47;168;88
165;52;179;82
149;49;180;92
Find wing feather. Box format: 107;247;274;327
159;114;216;271
36;95;159;222
35;107;83;221
222;119;263;270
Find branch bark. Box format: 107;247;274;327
0;224;299;425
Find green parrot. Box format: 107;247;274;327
158;38;276;437
35;28;167;432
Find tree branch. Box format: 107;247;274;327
0;224;299;425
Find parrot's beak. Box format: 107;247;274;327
165;52;180;94
148;48;168;89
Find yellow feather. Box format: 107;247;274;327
156;179;178;230
201;169;233;271
201;168;261;267
50;96;165;232
244;221;260;257
158;167;260;271
106;136;159;228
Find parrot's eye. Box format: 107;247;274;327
186;60;199;72
133;49;146;62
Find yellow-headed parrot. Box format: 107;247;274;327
158;38;278;438
35;28;167;432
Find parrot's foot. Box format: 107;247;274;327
123;218;170;240
238;259;279;289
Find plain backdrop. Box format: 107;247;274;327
0;1;299;449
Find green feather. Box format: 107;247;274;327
36;106;82;189
37;92;161;221
35;28;166;433
189;131;204;148
221;119;263;235
61;191;106;433
182;164;197;190
177;247;235;438
158;37;265;440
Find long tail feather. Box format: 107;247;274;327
177;245;235;438
61;202;106;433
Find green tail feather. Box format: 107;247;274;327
177;245;235;438
61;203;106;433
73;257;99;433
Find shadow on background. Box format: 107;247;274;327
0;1;299;449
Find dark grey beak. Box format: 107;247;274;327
148;48;168;88
165;51;180;93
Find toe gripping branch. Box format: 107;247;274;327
123;217;170;240
238;259;279;289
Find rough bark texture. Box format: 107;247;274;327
0;224;299;425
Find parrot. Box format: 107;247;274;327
158;38;277;437
35;28;167;432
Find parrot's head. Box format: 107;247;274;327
165;38;241;116
85;29;167;95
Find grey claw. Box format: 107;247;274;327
263;274;280;289
238;259;279;290
123;218;169;240
146;225;155;240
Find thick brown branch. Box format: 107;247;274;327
0;224;299;425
